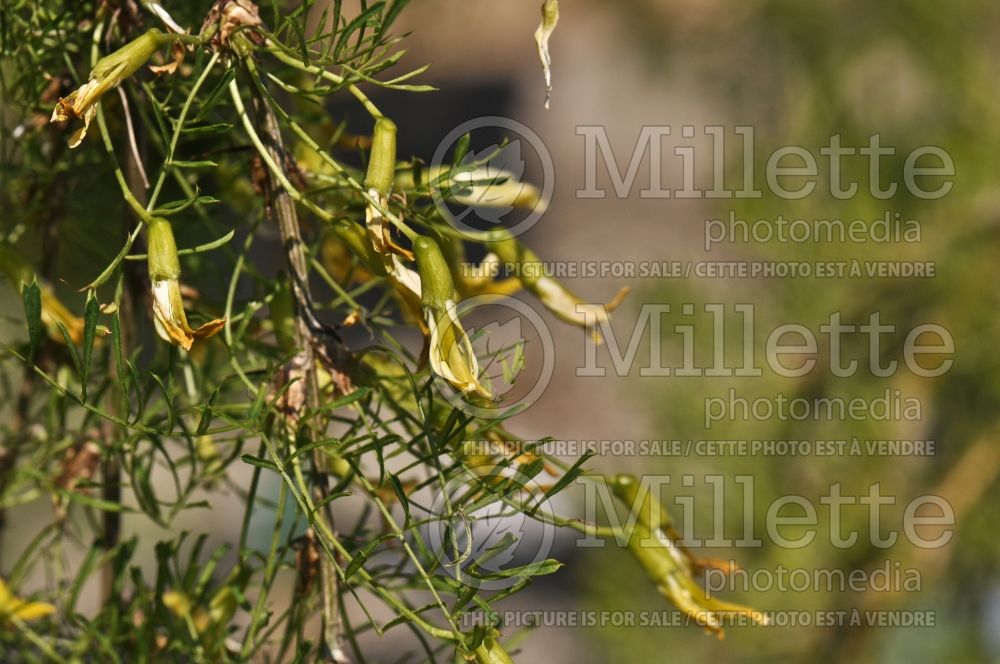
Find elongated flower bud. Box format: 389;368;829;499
486;229;542;287
363;118;402;256
364;118;397;196
396;165;547;217
414;237;454;309
147;216;181;281
51;29;169;148
147;217;225;350
414;236;490;398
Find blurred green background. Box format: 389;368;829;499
394;1;1000;662
544;1;1000;662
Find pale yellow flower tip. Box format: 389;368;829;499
415;236;491;399
152;278;226;351
147;217;225;350
425;303;492;399
534;278;630;344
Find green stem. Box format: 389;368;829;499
250;74;417;242
147;50;220;210
255;429;457;642
88;47;219;289
265;44;384;119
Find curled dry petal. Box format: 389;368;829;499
151;279;226;351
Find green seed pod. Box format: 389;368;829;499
414;236;454;309
146;217;180;281
364;117;398;196
332;219;388;276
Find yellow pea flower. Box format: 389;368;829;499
50;29;169;148
0;578;55;625
0;243;104;345
162;586;237;636
147;217;225;350
414;236;490;398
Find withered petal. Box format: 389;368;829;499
190;318;226;340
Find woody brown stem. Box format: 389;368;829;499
247;72;349;664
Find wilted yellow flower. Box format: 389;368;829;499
51;29;169;148
0;243;106;345
38;288;87;344
147;217;225;350
611;474;766;636
321;229;372;285
414;236;490;398
330;219;387;278
0;578;55;625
